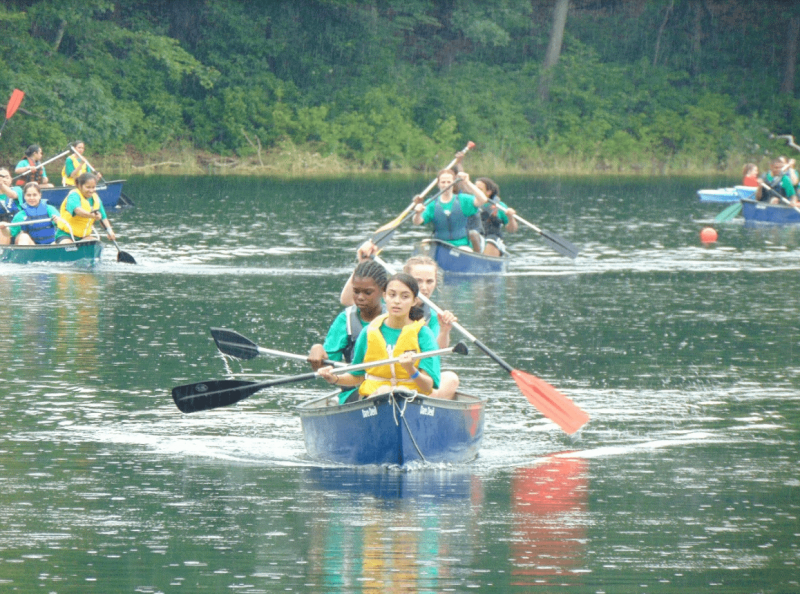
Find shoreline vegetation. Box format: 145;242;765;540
2;2;796;181
101;140;769;179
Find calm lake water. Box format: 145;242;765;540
0;174;798;593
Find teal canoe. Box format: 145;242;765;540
0;238;103;265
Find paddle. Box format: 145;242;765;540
109;237;136;264
0;89;24;138
11;149;71;183
370;141;475;239
172;342;468;413
714;201;742;223
210;327;344;367
68;144;135;207
490;202;579;259
371;179;458;250
372;254;589;434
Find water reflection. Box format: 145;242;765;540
301;467;483;591
510;455;589;588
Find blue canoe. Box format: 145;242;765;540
416;238;508;275
697;186;756;203
41;180;126;210
0;238;102;265
741;198;800;224
296;389;486;466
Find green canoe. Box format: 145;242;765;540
0;238;103;265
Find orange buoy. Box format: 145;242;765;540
700;227;718;243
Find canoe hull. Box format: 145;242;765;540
297;389;486;466
416;238;507;275
741;198;800;224
0;238;103;265
41;180;125;210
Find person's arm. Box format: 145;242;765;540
0;180;16;200
340;241;377;306
504;204;519;233
435;310;456;349
457;172;488;208
14;160;32;176
398;351;434;393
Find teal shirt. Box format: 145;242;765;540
350;321;440;388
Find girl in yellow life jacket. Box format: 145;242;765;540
61;141;96;186
55;173;116;243
318;272;443;399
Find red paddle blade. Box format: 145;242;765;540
6;89;24;119
511;369;589;435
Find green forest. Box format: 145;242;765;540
0;0;798;176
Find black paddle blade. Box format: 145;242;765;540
452;342;469;356
540;229;580;259
117;250;136;264
119;191;136;207
371;226;397;250
172;379;262;413
210;327;259;360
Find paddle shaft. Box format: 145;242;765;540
759;180;800;214
489;201;579;259
372;254;513;371
1;217;52;228
11;149;71;181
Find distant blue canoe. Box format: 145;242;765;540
697;186;756;203
41;180;126;210
741;198;800;224
416;238;508;275
297;389;486;466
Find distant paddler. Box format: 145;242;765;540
55;173;116;243
14;144;54;188
62;141;100;186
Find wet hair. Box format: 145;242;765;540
25;144;41;158
352;260;388;291
76;172;98;187
22;181;41;195
476;177;499;199
403;255;443;289
386;272;425;321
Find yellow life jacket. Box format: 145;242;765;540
61;155;89;186
58;189;100;238
358;314;430;397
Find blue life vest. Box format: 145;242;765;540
433;195;469;241
20;201;55;244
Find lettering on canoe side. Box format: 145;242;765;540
420;405;435;417
362;407;377;418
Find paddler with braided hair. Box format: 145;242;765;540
317;272;448;399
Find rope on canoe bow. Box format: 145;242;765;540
392;392;427;463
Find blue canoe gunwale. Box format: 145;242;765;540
697;186;756;203
0;237;103;265
416;238;508;275
741;198;800;225
40;180;126;211
296;388;486;467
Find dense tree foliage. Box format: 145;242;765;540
0;0;798;173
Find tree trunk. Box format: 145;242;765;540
537;0;569;101
52;19;67;54
653;0;674;67
781;15;799;96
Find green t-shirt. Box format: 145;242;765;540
421;193;479;247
